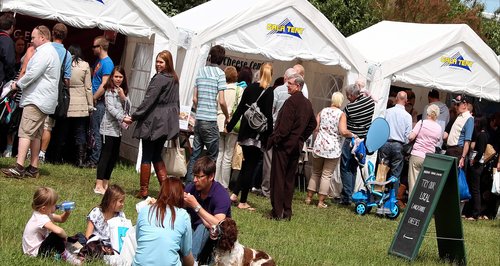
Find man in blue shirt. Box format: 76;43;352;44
185;45;229;183
87;36;114;168
377;91;412;213
39;23;72;163
184;156;231;262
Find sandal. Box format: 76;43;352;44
304;198;312;205
478;215;489;220
237;203;256;211
230;194;239;204
317;203;328;208
465;217;477;221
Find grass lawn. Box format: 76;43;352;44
0;158;499;265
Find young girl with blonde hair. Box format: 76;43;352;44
22;187;81;264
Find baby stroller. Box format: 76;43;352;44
350;117;400;219
0;81;20;126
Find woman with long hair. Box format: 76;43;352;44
226;63;274;210
134;177;194;266
94;66;131;194
66;44;93;167
132;50;180;199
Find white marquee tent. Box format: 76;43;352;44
1;0;179;162
348;21;500;117
172;0;368;113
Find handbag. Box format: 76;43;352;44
107;216;133;254
244;90;267;133
51;50;70;119
458;168;471;201
492;169;500;195
403;120;423;158
162;138;187;177
482;144;496;163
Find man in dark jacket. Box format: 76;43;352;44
0;13;16;85
267;74;316;220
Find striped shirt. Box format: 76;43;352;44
344;95;375;138
195;65;226;121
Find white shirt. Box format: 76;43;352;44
18;42;61;114
302;83;309;99
22;211;52;256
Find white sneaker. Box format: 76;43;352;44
38;153;45;164
2;150;12;158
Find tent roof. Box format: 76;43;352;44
348;20;499;81
172;0;367;74
1;0;177;41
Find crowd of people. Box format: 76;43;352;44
1;13;499;266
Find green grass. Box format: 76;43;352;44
0;158;499;265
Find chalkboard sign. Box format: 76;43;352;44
389;153;466;264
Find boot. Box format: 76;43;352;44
153;161;168;185
397;183;407;209
135;163;151;199
77;144;86;168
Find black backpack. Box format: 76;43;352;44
51;50;70;119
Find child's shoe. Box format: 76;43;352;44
62;250;82;265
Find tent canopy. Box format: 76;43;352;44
172;0;368;106
1;0;178;42
348;21;500;102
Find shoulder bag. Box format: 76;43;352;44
244;89;267;133
403;120;423;158
51;50;70;119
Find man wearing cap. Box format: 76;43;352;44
423;89;449;148
445;95;474;169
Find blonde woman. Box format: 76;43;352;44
306;92;355;208
226;63;274;210
407;104;442;197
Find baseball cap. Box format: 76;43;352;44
452;94;470;104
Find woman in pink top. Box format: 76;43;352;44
407;104;442;197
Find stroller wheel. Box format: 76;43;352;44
355;202;370;215
385;205;400;220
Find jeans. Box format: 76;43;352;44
186;120;219;183
340;140;357;203
215;132;238;188
89;100;105;164
378;141;404;189
192;223;210;261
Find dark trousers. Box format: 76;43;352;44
464;163;483;218
233;145;262;203
38;232;65;257
270;148;299;219
141;137;167;164
96;135;121;180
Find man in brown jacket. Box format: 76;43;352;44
267;73;316;220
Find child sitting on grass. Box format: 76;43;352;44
22;186;82;265
85;184;126;244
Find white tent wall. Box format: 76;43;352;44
173;0;368;109
348;21;500;120
1;0;180;163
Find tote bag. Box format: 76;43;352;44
162;138;187;177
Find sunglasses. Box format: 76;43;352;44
92;45;100;49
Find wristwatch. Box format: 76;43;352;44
194;205;202;213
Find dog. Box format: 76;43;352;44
211;218;275;266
